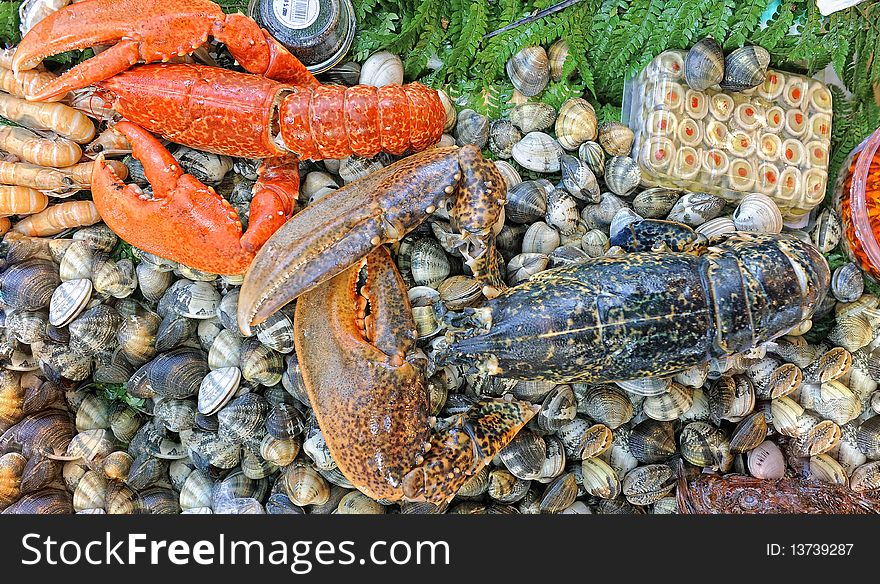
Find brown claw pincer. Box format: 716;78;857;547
238;145;507;333
238;145;535;505
294;247;535;504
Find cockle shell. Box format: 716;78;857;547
544;189;580;235
506;46;550;97
747;440;786;479
521;221;560;255
628;419;677;463
622;464;676;506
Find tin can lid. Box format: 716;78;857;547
249;0;356;74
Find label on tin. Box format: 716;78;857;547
272;0;320;29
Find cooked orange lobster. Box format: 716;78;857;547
13;0;444;275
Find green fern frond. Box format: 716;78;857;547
0;1;20;46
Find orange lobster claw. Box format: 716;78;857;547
12;0;318;101
91;121;292;275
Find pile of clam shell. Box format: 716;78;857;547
2;46;880;515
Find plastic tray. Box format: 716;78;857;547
622;50;833;220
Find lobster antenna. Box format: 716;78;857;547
483;0;586;40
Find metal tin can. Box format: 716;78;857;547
248;0;356;74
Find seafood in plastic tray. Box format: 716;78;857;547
622;49;832;221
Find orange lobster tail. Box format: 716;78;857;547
278;82;445;160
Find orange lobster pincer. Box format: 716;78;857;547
12;0;445;275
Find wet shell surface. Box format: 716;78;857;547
684;37;725;91
506;46;550;97
555;98;598;150
598;122;635;157
512;132;563;173
604;156;641;197
720;45;770;92
732;193;783;234
509;102;557;134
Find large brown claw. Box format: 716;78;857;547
238;145;506;335
294;247;429;501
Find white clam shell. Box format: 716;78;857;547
512;132;562;173
48;278;92;326
359;51;404;87
732;193;783;233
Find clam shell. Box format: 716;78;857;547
358;51;403;87
831;262;864;303
548;244;589;267
154;399;196;433
695;216;736;238
616;376;670;397
506;252;549;285
628;419;677;463
851;461;880;492
729;411;769;452
208;329;243;370
810;208;842;253
337;491;386;514
254;310;295;354
666;192;726;227
260;435;300;467
747;440;786;479
283;463;330;506
539;472;578;513
732;193;783;233
642;382;694;421
265;403;306;440
136;263;173;303
608;208;644;240
487;468;530;503
560;153;600;202
239;338;283;386
438;276;482;310
509;102;556;134
179;469;214;510
217;393;269;443
578;385;633;429
856;415;880;459
161;279;221;319
544;189;580;235
598;122;634;157
521;221;560;255
48;278;91;327
68;304;121;356
720;46;770;92
493;160;521;190
437;89;456;133
632;188;681;218
555;98;597;150
512;132;562;173
488;119;521;159
411;238;450;288
454;109;489;149
684;37;724;90
604;156;641;197
535;384;577;433
679;421;732;471
0;259;60;310
621;464;676;506
580;228;610;257
828;314;874;352
499;430;546;480
548;38;570;82
506;180;550;224
506;46;550;97
578;140;605;177
580;457;621;499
